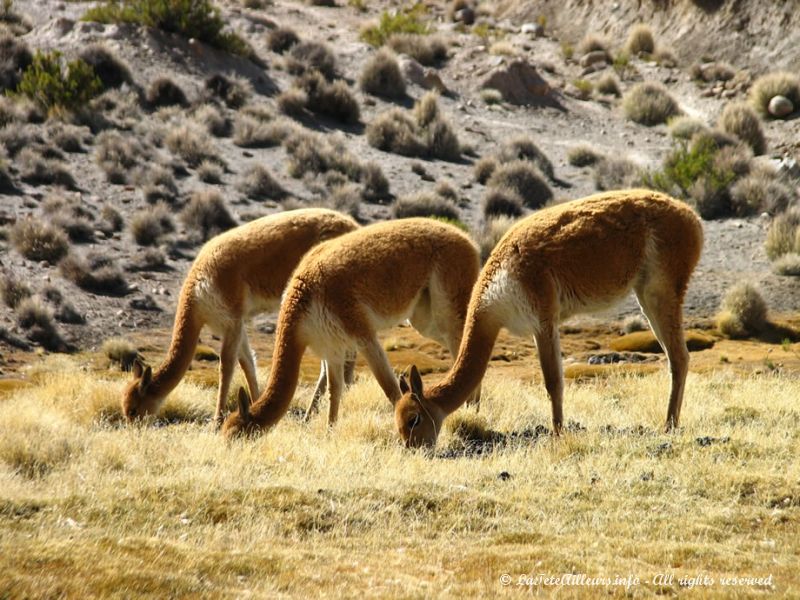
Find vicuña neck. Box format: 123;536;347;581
150;286;204;399
249;303;307;429
429;306;501;415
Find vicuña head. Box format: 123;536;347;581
396;189;704;448
122;359;156;421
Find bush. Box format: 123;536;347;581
329;184;361;219
361;5;429;47
487;161;552;209
203;72;251;109
277;87;308;118
16;298;65;352
497;136;554;180
236;164;286;200
181;189;237;240
729;172;795;217
668;115;707;140
386;34;447;66
15;51;102;113
146;76;188;108
716;282;767;338
267;27;299;54
83;0;252;58
367;108;425;157
772;253;800;277
474;156;497;184
100;205;124;234
102;337;139;371
49;123;87;153
764;211;800;260
595;157;641;191
392;192;459;220
567;144;600;167
360;49;405;98
232;115;288;148
0;31;33;91
749;71;800;117
16;149;76;189
360;162;390;203
283;131;361;180
480;88;503;105
0;275;31;309
95;130;145;184
197;159;223;183
140;164;179;204
595;73;620;96
77;44;132;90
476;216;515;262
717;102;765;155
622;81;680;125
193;103;230;137
130;204;174;245
625;24;655;56
482;187;523;218
286;41;336;79
59;253;128;296
577;33;610;58
296;71;360;124
165;122;219;167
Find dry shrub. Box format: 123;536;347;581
233;115;288;147
267;27;299;54
102;337;139;371
11;218;69;263
622;315;647;334
497;136;554;180
360;162;390;203
15;298;65;352
717;102;765;155
48;123;88;153
236;164;286;200
691;61;735;83
622;82;681;125
0;274;32;309
130;203;174;246
392;192;459;220
474;156;497;184
165;123;219;167
181;189;237;241
567;145;600;167
99;205;123;234
716;282;767;338
127;247;167;273
729;172;795;217
17;149;76;189
194;103;230;137
296;71;360;124
386;34;447;66
487;161;552;209
594;157;641;191
367;109;425;157
0;122;43;157
595;73;620;96
59;252;128;296
283;131;361;180
482;187;523;218
0;31;33;91
625;24;655;56
197;160;223;184
476;216;515;262
360;49;406;98
286;41;337;79
749;71;800;117
78;44;132;90
140;165;178;204
654;47;677;67
329;184;362;219
203;73;252;109
146;76;188;108
772;253;800;277
576;33;610;58
277;87;308;118
764;210;800;260
95;130;145;184
668;116;707;140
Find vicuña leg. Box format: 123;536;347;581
326;360;345;426
360;336;403;406
305;361;328;422
238;332;259;403
534;321;564;434
636;282;689;432
344;351;357;386
216;324;244;426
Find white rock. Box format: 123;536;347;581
768;95;794;118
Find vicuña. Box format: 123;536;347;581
395;190;704;448
223;218;481;438
122;208;359;425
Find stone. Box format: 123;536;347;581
579;50;608;68
520;22;544;37
768;95;794;118
454;7;475;25
398;55;447;92
479;59;558;106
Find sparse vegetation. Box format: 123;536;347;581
77;45;133;90
622;81;681;125
0;274;31;309
749;71;800;117
286;41;337;79
487;160;552;209
594;156;641;191
718;102;765;155
764;210;800;260
295;71;360;124
668;115;707;140
95;130;146;184
576;33;610;59
233;115;288;148
567;144;601;167
772;253;800;277
203;72;251;109
11;218;70;263
716;282;768;338
0;32;33;91
497;136;554;180
277;87;308;118
102;337;139;371
130;204;174;246
595;73;620;96
181;189;237;241
146;76;188;108
360;49;406;98
267;26;299;54
59;252;129;296
625;24;655;56
473;156;497;184
197;159;223;183
476;215;515;262
482;187;523;218
386;34;447;66
236;164;286;200
16;149;76;189
392;191;459;220
165;122;220;167
729;171;795;217
15;297;66;352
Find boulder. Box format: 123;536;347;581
479;59;557;106
768;95;794;118
579;50;608;68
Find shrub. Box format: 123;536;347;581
99;205;124;234
577;33;610;58
296;71;360;124
267;27;299;54
360;5;429;47
749;71;800;117
233;115;288;147
729;173;795;217
480;88;503;105
392;192;459;220
668;116;707;140
691;61;734;83
487;160;552;209
366;109;425;157
482;187;523;218
15;50;102;113
595;73;620;96
595;157;641;191
277;87;308;118
386;34;447;66
0;31;32;91
197;159;223;183
16;298;65;352
423;118;460;161
360;162;390;203
236;164;286;200
193;103;230;137
567;144;600;167
474;156;497;184
83;0;252;58
625;24;655;56
329;184;361;219
130;204;174;245
127;247;167;272
476;216;515;262
622;315;647;334
0;275;31;309
77;44;132;90
203;72;251;109
716;282;767;338
622;81;680;125
181;189;237;240
102;337;139;371
146;76;188;108
16;149;76;189
764;211;800;260
165;122;219;167
654;47;677;67
95;130;145;183
49;123;87;153
717;102;765;155
140;165;179;204
283;131;361;180
773;253;800;277
59;252;128;296
498;136;554;180
286;41;336;79
360;49;405;98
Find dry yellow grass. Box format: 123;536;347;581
1;355;798;597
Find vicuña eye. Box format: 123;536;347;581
407;414;421;430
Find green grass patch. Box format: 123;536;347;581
13;51;102;113
360;3;429;47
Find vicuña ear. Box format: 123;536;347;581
399;373;410;395
138;365;152;392
237;387;251;422
409;365;424;397
132;359;144;379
